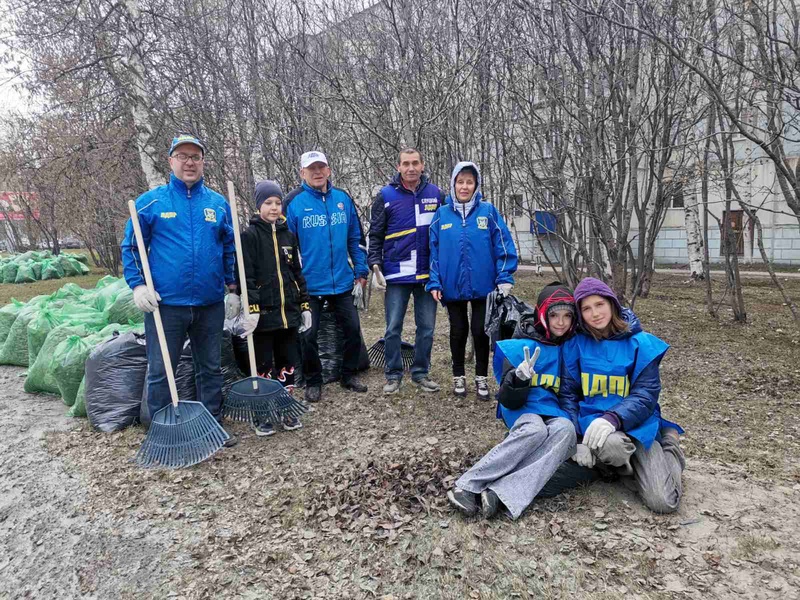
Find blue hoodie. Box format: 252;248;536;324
121;174;235;306
426;162;518;303
285;181;368;296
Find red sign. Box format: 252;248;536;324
0;192;39;220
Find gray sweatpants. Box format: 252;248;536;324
541;430;685;514
456;414;577;519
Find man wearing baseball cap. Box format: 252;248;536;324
284;151;370;402
121;134;239;445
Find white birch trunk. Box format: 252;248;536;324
119;0;162;190
684;193;704;279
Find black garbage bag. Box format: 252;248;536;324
221;331;246;397
85;332;148;433
484;291;536;347
306;303;369;384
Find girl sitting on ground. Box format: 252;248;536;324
427;161;517;400
447;283;578;520
556;277;685;513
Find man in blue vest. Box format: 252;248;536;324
285;151;370;403
368;148;444;394
121;134;240;446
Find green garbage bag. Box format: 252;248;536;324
14;262;37;284
41;259;64;280
25;323;90;394
16;250;35;262
3;262;19;283
52;283;86;301
93;278;127;312
0;300;24;344
75;261;90;275
72;253;89;265
105;287;144;325
68;376;87;418
94;275;118;289
27;308;63;365
55;254;79;277
0;304;40;366
31;262;42;280
51;334;97;406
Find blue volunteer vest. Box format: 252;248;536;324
572;332;683;448
493;339;567;428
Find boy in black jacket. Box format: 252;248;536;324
241;180;312;436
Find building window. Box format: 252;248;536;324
509;194;526;217
667;181;684;208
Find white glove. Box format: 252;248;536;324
133;285;160;313
583;418;616;451
497;283;513;297
514;345;541;381
240;311;260;338
352;281;366;310
571;444;595;468
298;310;312;333
225;293;241;320
372;265;387;292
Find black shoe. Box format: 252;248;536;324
447;488;479;516
223;433;239;448
305;385;322;403
481;489;501;519
340;377;367;393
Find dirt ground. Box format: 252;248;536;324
1;271;799;599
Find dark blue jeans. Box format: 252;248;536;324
303;291;363;386
144;302;224;422
384;283;437;381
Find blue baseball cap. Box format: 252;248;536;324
169;134;206;156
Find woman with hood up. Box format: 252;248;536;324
447;282;580;520
557;277;685;513
427;162;518;400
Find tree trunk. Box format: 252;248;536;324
684;192;705;279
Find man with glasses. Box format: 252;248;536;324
284;151;369;403
121;134;240;445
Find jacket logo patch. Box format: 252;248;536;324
160;212;177;219
581;373;630;398
204;208;217;223
282;246;293;263
441;223;452;230
424;204;437;212
304;207;314;211
303;214;327;228
477;217;488;230
249;304;261;314
337;202;344;210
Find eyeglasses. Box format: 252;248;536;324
172;153;204;163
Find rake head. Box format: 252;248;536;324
225;376;307;425
368;338;415;370
136;400;229;469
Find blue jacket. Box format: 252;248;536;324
426;162;518;303
494;338;569;427
559;309;683;448
121;174;235;306
368;173;443;284
285;181;368;296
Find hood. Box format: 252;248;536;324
535;281;576;342
249;214;288;231
573;277;623;327
390;171;429;192
448;161;482;204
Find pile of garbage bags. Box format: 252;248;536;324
0;250;91;284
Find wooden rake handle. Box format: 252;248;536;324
127;200;180;408
226;181;260;381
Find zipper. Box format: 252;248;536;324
272;222;288;329
187;186;195;304
324;193;336;291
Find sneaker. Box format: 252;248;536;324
383;379;401;394
252;421;275;437
453;376;467;398
413;377;440;393
475;376;490;401
300;399;315;413
341;377;368;393
481;489;501;519
223;433;239;447
282;416;303;431
447;488;479;516
305;385;322;403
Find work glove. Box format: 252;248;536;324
371;265;387;292
514;346;541;382
225;292;241;320
583;418;616;451
132;285;160;313
298;310;312;334
497;283;513;297
352;280;367;311
240;311;260;338
571;444;595;468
